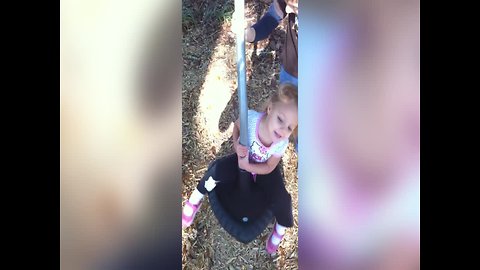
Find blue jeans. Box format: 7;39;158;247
268;1;283;22
280;65;298;87
251;2;283;42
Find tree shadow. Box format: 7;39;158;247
179;0;236;167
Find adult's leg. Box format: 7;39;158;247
281;13;298;78
249;0;287;42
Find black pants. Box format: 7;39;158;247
197;153;294;228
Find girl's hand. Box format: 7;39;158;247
238;154;250;171
235;139;249;159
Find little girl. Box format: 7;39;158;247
182;83;298;254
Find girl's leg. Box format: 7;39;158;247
188;153;240;204
195;153;240;194
266;222;288;254
256;166;294;227
256;166;294;253
183;153;240;228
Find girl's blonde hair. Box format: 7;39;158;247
261;83;298;139
270;82;298;107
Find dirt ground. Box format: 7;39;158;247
182;0;298;269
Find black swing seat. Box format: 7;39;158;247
205;159;274;244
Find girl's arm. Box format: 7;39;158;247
233;119;248;157
239;154;282;175
232;119;240;149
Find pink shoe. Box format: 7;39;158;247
266;226;284;254
182;200;202;228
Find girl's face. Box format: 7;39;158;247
266;100;298;144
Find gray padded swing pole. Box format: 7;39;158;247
234;0;251;192
235;0;248;147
